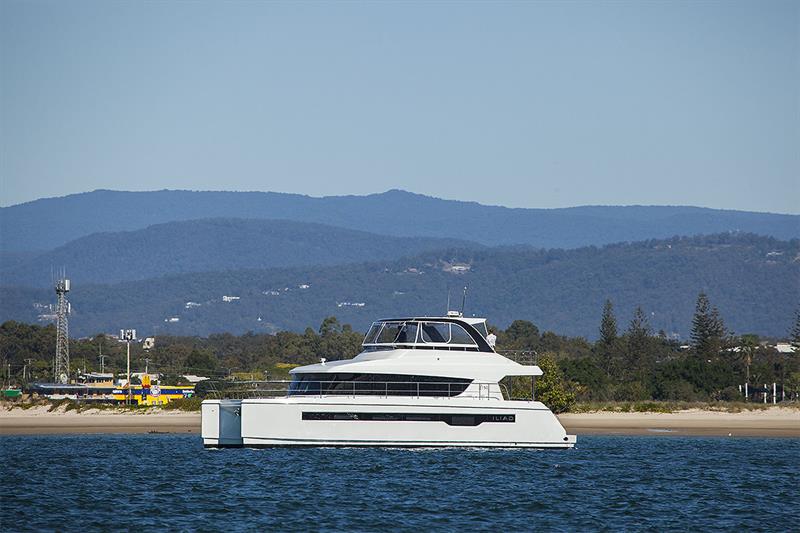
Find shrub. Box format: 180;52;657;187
536;355;576;413
716;386;742;402
162;397;203;411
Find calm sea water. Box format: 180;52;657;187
1;434;797;531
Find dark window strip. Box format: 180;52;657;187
302;412;515;426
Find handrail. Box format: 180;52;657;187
496;350;538;366
200;379;510;401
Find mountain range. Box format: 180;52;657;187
2;233;797;339
1;189;798;339
3;189;798;252
0;218;478;287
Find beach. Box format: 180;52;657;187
558;408;800;438
0;406;200;435
1;404;798;437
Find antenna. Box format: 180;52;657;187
54;271;70;384
460;286;468;316
446;289;451;314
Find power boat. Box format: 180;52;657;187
201;314;576;448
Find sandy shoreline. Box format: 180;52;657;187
558;408;800;438
1;405;798;437
0;406;201;435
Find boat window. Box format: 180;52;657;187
471;321;489;338
288;373;472;397
363;320;482;349
450;324;475;345
363;323;383;344
364;321;418;345
420;322;450;343
376;322;404;344
420;322;476;346
302;412;515;426
395;322;418;344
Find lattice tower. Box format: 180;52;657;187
54;278;70;384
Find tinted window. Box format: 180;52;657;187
376;323;403;343
420;322;476;346
394;322;418;344
449;324;475;345
471;322;489;338
288;373;472;397
302;412;515;426
420;322;450;343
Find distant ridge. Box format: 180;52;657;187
2;189;797;252
0;218;480;287
2;233;797;339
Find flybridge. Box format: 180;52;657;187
362;317;493;353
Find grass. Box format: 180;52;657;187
161;397;203;411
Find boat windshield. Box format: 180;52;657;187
363;320;477;348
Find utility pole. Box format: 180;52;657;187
98;354;108;374
144;357;151;375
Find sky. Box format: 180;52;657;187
1;0;798;213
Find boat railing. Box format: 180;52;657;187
200;379;511;401
496;349;538;366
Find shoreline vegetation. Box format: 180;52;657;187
2;402;798;438
4;297;799;412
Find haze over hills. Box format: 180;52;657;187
0;218;480;287
2;234;797;339
2;189;798;253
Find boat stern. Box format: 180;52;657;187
201;399;243;448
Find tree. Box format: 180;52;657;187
318;316;343;337
596;299;622;378
599;299;618;347
186;349;217;375
625;306;651;381
736;334;759;384
501;320;540;351
535;355;576;413
790;308;800;349
690;292;726;359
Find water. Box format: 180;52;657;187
1;435;797;531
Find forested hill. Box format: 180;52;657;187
2;234;797;339
2;189;797;252
0;218;480;287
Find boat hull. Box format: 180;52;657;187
202;397;576;449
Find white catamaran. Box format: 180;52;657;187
202;314;576;448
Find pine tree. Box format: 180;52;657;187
691;292;711;351
596;299;619;378
790;308;800;348
628;307;650;342
626;306;650;380
709;306;727;341
599;299;617;347
691;292;726;358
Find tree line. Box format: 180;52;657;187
1;301;799;408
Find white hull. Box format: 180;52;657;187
202;397;576;449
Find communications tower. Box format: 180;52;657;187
54;277;70;384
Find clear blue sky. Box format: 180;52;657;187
1;0;797;213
